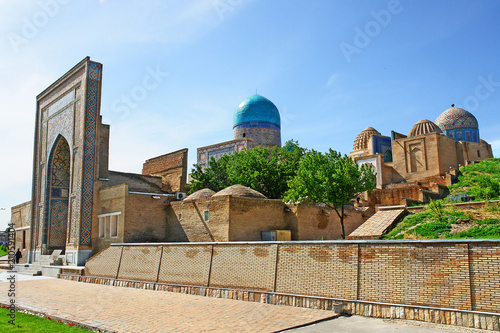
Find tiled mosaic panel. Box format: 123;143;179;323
47;137;70;248
48;200;68;247
80;61;101;246
275;244;358;298
117;246;162;282
358;244;471;310
84;246;123;278
47;104;74;151
209;244;277;291
157;245;212;286
469;244;500;312
50;137;70;187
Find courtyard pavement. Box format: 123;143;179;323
0;271;483;333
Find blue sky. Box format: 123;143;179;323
1;0;500;230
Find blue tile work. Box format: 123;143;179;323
233;120;280;131
233;94;281;129
435;107;480;143
49;200;68;247
80;61;101;246
371;136;392;162
43;135;70;248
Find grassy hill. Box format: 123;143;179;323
384;158;500;240
383;201;500;239
450;158;500;200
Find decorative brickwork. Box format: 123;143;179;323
78;239;500;331
117;246;162;282
84;245;123;278
210;244;278;291
157;245;212;285
80;61;101;246
84;240;500;316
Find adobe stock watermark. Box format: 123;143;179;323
7;0;71;54
7;222;17;325
462;74;500;111
339;0;404;63
111;65;169;120
213;0;244;21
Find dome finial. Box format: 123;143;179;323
451;103;454;107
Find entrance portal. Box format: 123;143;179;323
43;135;70;253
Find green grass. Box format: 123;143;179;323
450;158;500;200
0;308;91;332
383;201;500;239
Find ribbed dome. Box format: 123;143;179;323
184;188;215;201
353;127;381;151
233;94;280;130
435;107;478;131
213;184;267;199
408;119;443;137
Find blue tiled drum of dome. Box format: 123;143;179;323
233;94;281;130
435;107;480;143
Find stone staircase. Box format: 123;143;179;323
13;263;43;276
13;252;66;277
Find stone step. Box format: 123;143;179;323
16;270;42;276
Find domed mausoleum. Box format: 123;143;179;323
197;94;281;169
350;104;493;207
435;106;479;143
233;94;281;147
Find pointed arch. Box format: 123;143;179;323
42;135;71;253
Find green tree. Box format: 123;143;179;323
189;155;230;193
189;140;306;198
285;149;376;239
227;142;305;199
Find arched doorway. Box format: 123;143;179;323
43;135;70;254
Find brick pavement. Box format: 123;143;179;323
0;277;336;332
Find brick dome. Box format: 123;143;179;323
184;188;215;201
408;119;443;137
353;127;381;151
213;184;267;199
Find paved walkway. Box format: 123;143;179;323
0;272;481;333
284;314;484;333
0;275;336;332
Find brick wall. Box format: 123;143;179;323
84;240;500;314
167;196;230;242
167;196;369;242
142;149;188;192
11;202;31;264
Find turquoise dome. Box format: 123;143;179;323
233;94;280;130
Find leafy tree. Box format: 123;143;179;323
189;140;306;198
189;155;230;193
285;149;376;239
227;143;305;199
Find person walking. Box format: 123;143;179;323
15;248;22;264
